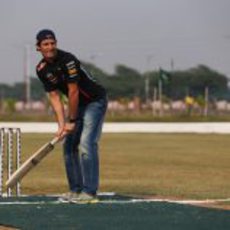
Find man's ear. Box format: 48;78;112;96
36;45;41;51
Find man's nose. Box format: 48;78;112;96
47;44;54;49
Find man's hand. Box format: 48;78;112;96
56;122;75;139
56;126;66;139
64;122;75;133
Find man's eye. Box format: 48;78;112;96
44;42;54;46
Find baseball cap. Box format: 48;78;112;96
36;29;56;45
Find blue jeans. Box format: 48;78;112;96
63;97;107;195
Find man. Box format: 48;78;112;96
36;29;107;203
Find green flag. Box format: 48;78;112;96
159;68;171;83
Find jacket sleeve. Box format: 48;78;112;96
36;67;58;92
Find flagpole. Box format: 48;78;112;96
204;86;209;117
152;87;157;116
145;54;153;106
158;68;163;116
145;75;150;105
24;44;31;109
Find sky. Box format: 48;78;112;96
1;0;230;84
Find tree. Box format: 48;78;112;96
30;77;46;100
169;65;228;100
0;64;229;101
109;64;144;99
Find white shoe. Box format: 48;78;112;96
58;192;80;203
70;192;99;204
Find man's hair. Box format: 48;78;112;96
36;29;56;46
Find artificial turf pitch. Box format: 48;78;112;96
0;195;229;230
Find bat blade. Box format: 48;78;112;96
5;137;59;189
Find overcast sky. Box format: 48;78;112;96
1;0;230;83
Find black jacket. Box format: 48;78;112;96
36;49;106;106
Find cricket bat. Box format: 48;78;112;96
5;136;60;189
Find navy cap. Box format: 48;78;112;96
36;29;56;45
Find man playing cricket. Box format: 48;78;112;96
36;29;107;203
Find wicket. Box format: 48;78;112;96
0;128;21;197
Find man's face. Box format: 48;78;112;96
37;39;57;60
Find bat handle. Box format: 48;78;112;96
50;136;60;145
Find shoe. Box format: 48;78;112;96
58;191;80;203
70;192;99;204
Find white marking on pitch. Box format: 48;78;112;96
0;197;229;205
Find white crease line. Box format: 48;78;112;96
0;198;229;205
0;201;58;205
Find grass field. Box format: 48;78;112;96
3;133;230;200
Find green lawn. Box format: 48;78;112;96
4;133;230;199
